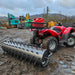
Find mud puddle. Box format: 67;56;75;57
57;54;75;75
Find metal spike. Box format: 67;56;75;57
19;52;23;61
36;58;41;66
27;43;29;47
23;43;26;45
22;53;26;60
21;53;24;60
34;58;38;66
13;52;15;57
29;56;33;63
24;55;28;62
16;42;18;45
16;53;19;58
16;51;20;58
17;55;19;59
10;49;13;56
14;51;17;57
19;55;22;60
3;51;6;55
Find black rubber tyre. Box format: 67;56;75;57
47;37;58;53
65;35;75;47
42;50;51;67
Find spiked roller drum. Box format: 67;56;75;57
2;40;52;67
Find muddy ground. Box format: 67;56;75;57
0;28;75;75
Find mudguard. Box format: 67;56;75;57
63;27;75;35
38;29;60;40
39;29;58;37
62;27;75;41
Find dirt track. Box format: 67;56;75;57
0;28;75;75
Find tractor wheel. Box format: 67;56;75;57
66;35;75;47
42;37;58;53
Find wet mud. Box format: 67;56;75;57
0;28;75;75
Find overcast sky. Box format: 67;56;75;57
0;0;75;17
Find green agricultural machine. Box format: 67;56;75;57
17;19;33;29
25;19;34;28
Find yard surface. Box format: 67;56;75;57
0;28;75;75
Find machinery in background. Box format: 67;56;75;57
48;21;57;28
26;13;30;20
17;13;31;29
19;13;30;23
25;19;33;28
17;18;45;29
8;13;19;28
7;13;58;29
0;13;20;29
6;13;30;29
0;22;3;29
19;16;25;23
17;18;59;29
